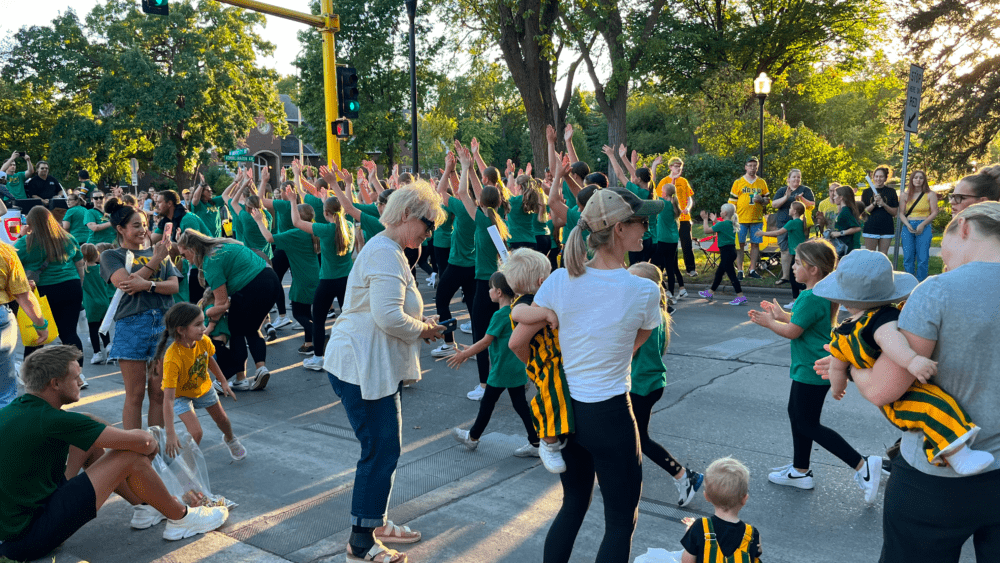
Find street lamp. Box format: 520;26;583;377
404;0;419;175
753;72;771;177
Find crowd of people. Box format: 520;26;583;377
0;137;998;563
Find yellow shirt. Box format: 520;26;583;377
729;176;769;224
818;197;839;224
903;190;933;217
656;176;694;222
0;244;29;305
162;335;216;399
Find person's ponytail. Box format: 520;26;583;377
564;221;588;277
153;328;171;363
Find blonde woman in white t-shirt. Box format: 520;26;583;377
511;187;663;563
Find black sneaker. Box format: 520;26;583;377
748;270;762;279
674;469;704;507
265;323;277;342
737;271;744;280
297;344;314;355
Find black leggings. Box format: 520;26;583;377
548;237;561;271
188;267;206;304
432;245;450;275
510;241;536;251
272;249;290;315
212;338;241;379
416;246;433;276
470;384;539;445
403;246;419;279
653;242;685;294
628;238;654;265
228;268;280;369
87;321;110;354
788;380;862;470
544;394;641;563
678;220;696;273
536;235;552;256
471;279;498;384
630;388;684;477
711;244;742;293
25;279;84;364
291;301;313;343
311;277;348;357
435;264;476;345
789;255;806;299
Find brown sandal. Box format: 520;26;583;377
374;521;422;544
346;543;407;563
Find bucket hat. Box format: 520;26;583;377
813;249;918;309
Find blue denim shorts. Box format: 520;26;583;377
173;387;220;416
738;222;763;245
109;309;165;362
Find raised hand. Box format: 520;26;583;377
618;144;627;160
700;210;709;220
318;165;338;185
564;123;574;142
470;137;480;155
445;151;455;170
602;144;615;158
709;212;717;222
283;186;296;201
630;150;639;166
456;145;472;169
364;160;376;173
546;125;557;144
506;159;515;176
525;162;533;177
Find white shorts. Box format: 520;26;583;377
862;233;895;239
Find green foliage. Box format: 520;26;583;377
202;165;234;196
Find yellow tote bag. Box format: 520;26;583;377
16;290;59;346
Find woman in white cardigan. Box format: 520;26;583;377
318;170;446;563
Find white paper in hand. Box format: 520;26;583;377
487;225;509;264
99;249;134;335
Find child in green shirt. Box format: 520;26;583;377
698;204;746;305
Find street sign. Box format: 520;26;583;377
904;64;924;134
228;148;249;156
224;155;254;162
130;158;139;187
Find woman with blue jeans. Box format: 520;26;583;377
0;243;48;407
899;170;938;281
318;168;446;563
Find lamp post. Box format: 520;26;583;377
404;0;419;176
753;72;771;176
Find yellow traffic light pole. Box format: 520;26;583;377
214;0;341;168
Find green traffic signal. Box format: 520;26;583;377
141;0;169;15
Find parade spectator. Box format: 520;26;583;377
729;156;770;279
770;169;815;285
321;181;445;563
62;193;93;242
655;157;697;276
1;151;32;199
176;229;279;391
85;190;118;245
947;165;1000;213
0;346;228;562
816;182;842;233
101;198;181;429
898;170;937;281
24;160;65;205
525;187;662;563
0;242;47;407
821;202;1000;561
16;207;85;361
76;170;97;204
830;186;863;255
860;167;899;256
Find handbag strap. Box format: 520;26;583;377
905;191;925;216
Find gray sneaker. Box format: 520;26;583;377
513;443;540;458
250;367;270;391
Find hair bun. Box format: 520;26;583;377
104;197;124;214
981;165;1000;184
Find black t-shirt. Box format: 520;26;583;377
24;175;63;200
681;516;762;561
861;187;898;235
772;186;815;227
835;304;900;361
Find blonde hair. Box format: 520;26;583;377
25;206;72;263
21;345;83;393
946;201;1000;240
627;262;671;347
502;248;551;295
720;203;740;236
176;228;244;267
668;157;683;167
379;181;445;228
704;457;750;511
564;220;615;278
324;197;352;256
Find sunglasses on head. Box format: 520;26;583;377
419;216;435;234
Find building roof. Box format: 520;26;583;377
278;94;321;157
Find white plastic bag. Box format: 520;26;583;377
633;548;684;563
147;425;236;509
99;250;133;335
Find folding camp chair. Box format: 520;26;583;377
756;214;781;278
698;232;720;275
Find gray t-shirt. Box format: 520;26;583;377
772;185;814;227
898;262;1000;477
100;247;181;321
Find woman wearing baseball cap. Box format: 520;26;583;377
520;187;664;562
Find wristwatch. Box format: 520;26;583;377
149;281;157;293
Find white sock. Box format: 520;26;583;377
946;446;995;475
790;468;808;477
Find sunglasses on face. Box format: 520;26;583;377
948;193;979;204
93;196;104;200
420;216;435;234
625;218;649;229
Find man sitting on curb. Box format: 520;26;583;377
0;346;229;561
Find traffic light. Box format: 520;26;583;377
333;118;354;139
337;67;360;119
141;0;169;15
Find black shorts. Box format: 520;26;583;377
0;473;97;561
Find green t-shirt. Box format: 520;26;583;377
359;212;385;241
789;289;834;385
171;257;191;304
433;206;454;248
273;229;319;303
625;182;657;241
238;209;272;259
304;193;328;225
203;302;230;340
5;171;26;199
474;208;504;281
62;205;92;243
85;208;117;245
82;264;111;322
14;235;82;285
535;215;551;237
77;180;97;200
562;206;582;245
447;197;476;268
835;207;862;251
356;202;379;217
711;220;737;248
202;242;266;294
0;394;105;541
314;221;355;279
506;195;538;244
270;198;294;234
154;211;209;239
486;305;528;388
630;310;668;396
562;179;576;208
655;197;679;244
192;196;224;238
785;218;807;255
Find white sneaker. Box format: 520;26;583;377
539;440;567;473
460;321;473;334
162;505;229;540
289;320;304;330
677;288;688;299
79;374;89;389
466;385;485;401
250;366;270;391
302;356;325;371
271;315;293;329
452;428;478;451
431;343;455;358
674;469;704;507
426;273;437;287
326;309;338;319
686;270;698;277
131;504;166;529
768;463;815;490
230;378;251;391
225;436;247;461
854;455;882;504
513;443;540;458
784;300;796;310
90;351;106;365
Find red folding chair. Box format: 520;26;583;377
698;232;720;274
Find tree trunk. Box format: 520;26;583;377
605;88;628;186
